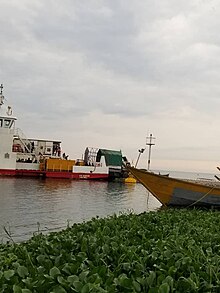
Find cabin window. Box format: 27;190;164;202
4;153;10;159
0;119;2;127
46;148;51;153
4;119;11;128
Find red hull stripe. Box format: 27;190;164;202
0;169;109;180
46;171;109;180
0;169;17;176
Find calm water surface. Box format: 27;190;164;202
0;178;161;242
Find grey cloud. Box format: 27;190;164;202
1;0;220;171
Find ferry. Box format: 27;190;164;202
0;85;123;180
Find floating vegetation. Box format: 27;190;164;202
1;209;220;292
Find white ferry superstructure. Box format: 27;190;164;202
0;85;123;180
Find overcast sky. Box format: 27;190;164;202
1;0;220;173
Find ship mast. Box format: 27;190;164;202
146;133;155;171
0;84;4;108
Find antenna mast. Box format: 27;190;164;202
0;84;4;107
146;133;155;171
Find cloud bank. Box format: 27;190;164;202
1;0;220;172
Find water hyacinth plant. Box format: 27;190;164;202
1;209;220;292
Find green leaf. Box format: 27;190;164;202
36;255;46;264
57;275;66;286
21;290;32;293
13;285;22;293
164;250;172;258
79;270;89;282
147;271;156;287
67;275;79;284
17;265;28;278
157;274;166;285
103;226;111;235
206;247;212;256
4;269;15;280
50;266;61;278
73;281;83;292
163;276;173;291
22;277;34;287
81;283;90;293
51;285;67;293
168;266;177;276
55;255;62;266
122;262;131;271
117;274;132;289
37;266;45;274
133;280;141;292
158;283;170;293
102;244;109;254
148;288;158;293
62;262;73;273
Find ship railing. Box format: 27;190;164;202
14;128;32;153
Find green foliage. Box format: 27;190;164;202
1;209;220;291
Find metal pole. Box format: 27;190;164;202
147;142;151;171
135;148;145;168
146;134;155;171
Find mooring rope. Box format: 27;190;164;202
187;186;215;207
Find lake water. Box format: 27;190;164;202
0;177;161;243
0;170;217;243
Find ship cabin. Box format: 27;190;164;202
13;136;62;163
83;147;123;179
0;102;17;171
0;115;17;156
0;116;16;130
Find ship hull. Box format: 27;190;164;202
0;169;16;176
0;169;109;180
129;167;220;208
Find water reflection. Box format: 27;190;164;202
0;178;161;242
